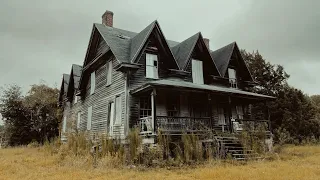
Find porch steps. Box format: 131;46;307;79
215;136;260;161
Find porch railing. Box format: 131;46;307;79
156;116;211;133
137;116;154;135
232;119;271;134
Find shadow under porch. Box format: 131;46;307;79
130;87;272;137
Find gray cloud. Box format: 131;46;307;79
0;0;319;95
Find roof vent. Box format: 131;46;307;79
116;34;130;39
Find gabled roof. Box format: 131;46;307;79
58;74;70;105
71;64;82;90
210;42;235;76
62;74;70;93
95;21;179;68
95;23;135;64
211;42;253;81
172;33;200;69
129;21;157;63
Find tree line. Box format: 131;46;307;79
0;51;319;146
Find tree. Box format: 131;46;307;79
24;84;60;143
0;83;60;145
242;50;320;143
0;85;32;145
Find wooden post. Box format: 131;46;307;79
208;94;212;129
228;96;233;133
264;100;271;132
151;88;157;134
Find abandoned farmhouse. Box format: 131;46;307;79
58;10;274;151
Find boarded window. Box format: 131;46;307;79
108;102;115;135
77;112;81;129
115;95;122;125
146;53;158;79
139;96;151;118
87;106;92;130
106;61;112;86
90;71;96;94
62;116;67;133
228;68;237;88
192;59;204;84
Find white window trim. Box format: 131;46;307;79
77;112;81;129
106;61;112;86
108;101;115;136
146;53;158;79
62;116;67;133
114;95;122;125
90;71;96;95
87;106;92;130
228;68;237;88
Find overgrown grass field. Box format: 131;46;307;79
0;145;320;180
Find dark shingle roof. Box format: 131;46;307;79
129;21;156;63
171;33;200;69
210;42;235;76
95;23;134;63
71;64;82;89
63;74;70;93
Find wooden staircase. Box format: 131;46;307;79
215;136;260;160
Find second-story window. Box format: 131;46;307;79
228;68;237;88
192;59;204;84
106;61;112;86
146;53;158;79
90;71;95;95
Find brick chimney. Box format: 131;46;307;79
102;10;114;27
203;38;210;49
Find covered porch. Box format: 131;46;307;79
130;79;274;136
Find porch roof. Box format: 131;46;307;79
130;79;275;100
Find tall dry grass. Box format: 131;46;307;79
0;145;320;179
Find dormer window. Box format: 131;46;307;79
146;53;158;79
192;59;204;84
228;68;237;88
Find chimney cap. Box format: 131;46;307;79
102;10;114;17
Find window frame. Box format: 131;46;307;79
139;96;152;118
145;53;159;79
90;71;96;95
191;59;204;84
106;61;112;86
87;106;92;130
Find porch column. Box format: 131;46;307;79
151;88;157;133
228;96;233;133
264;100;271;132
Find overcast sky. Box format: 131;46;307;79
0;0;319;96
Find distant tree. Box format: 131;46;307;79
242;50;320;143
0;83;60;145
0;85;32;145
24;84;60;143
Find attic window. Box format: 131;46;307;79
228;68;237;88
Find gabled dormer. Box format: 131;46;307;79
211;42;254;89
66;64;82;105
58;74;70;107
172;33;220;84
130;21;179;80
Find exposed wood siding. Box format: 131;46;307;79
79;56;126;139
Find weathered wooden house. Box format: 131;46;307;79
59;10;274;153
